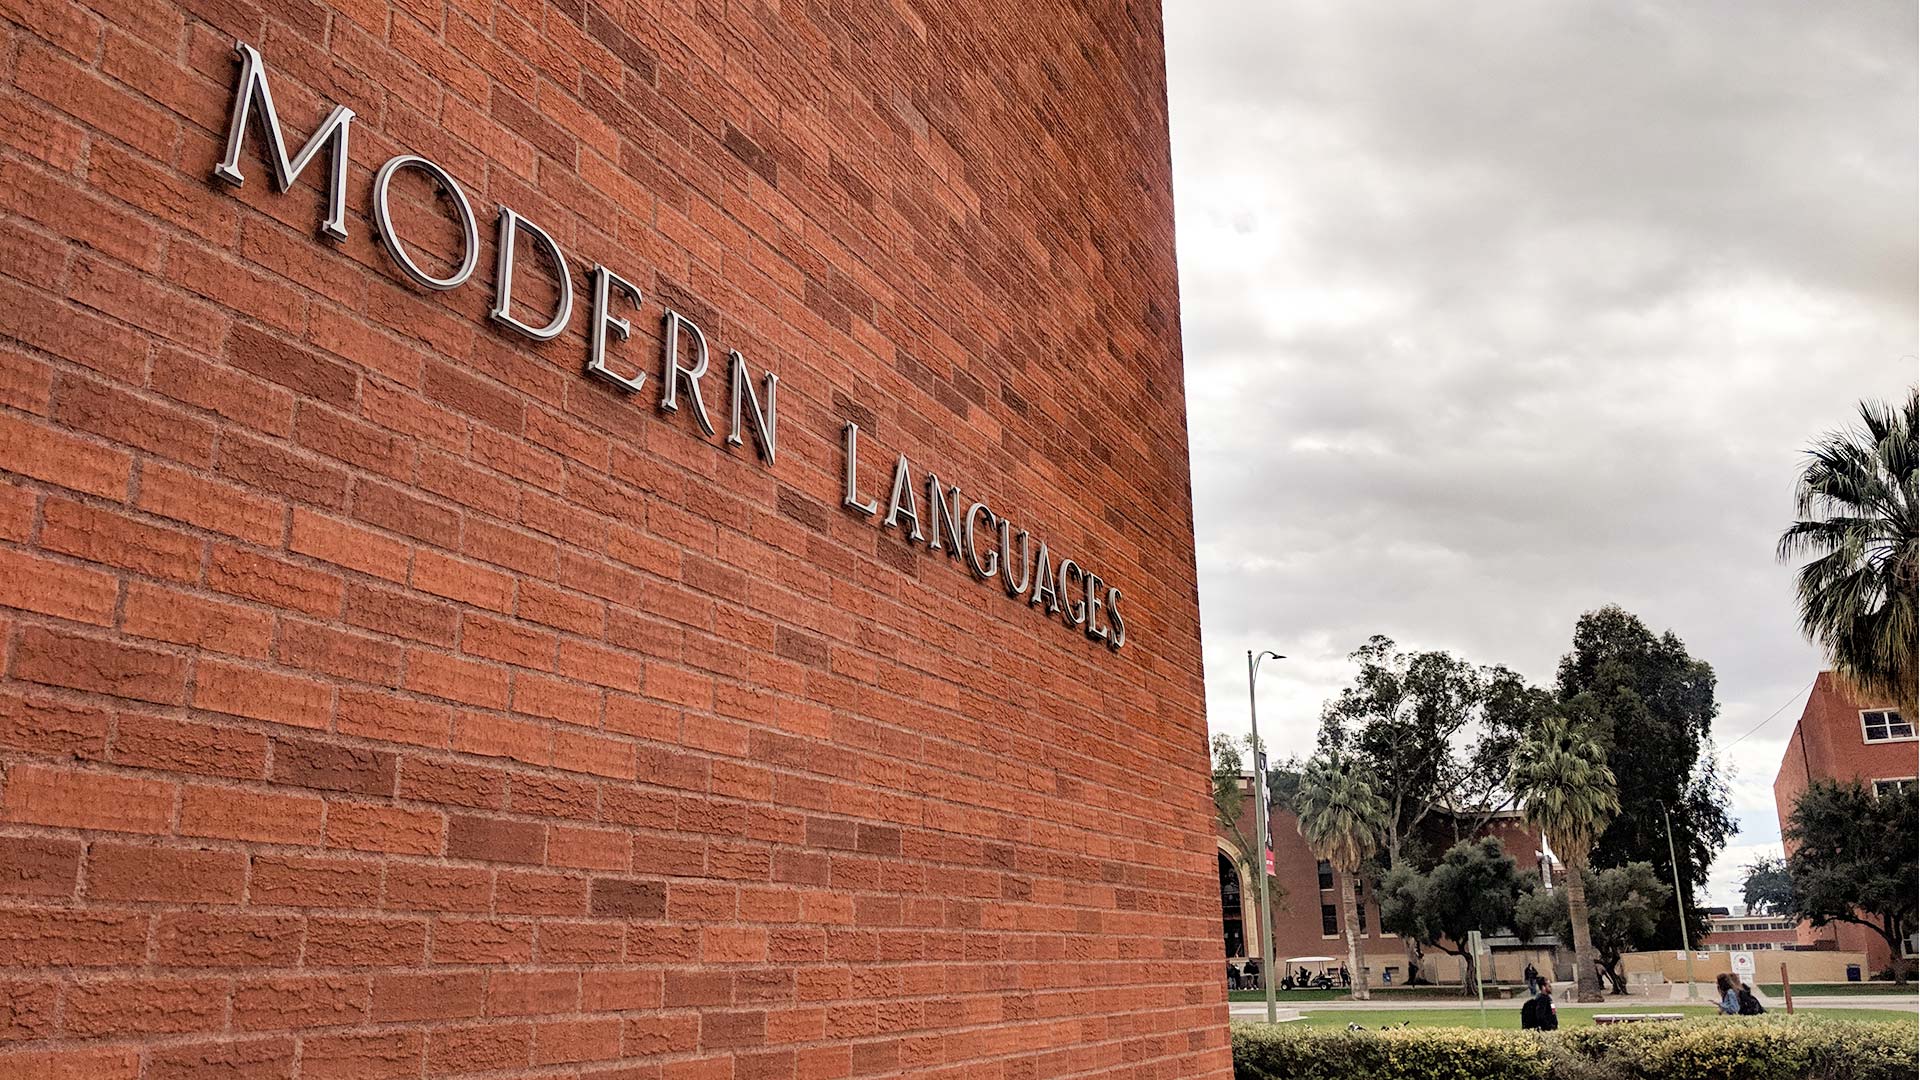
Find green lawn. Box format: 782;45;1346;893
1756;982;1916;996
1290;1005;1908;1030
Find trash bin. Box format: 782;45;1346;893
1846;965;1862;982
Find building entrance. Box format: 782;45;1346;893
1219;851;1246;958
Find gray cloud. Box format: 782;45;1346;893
1167;0;1916;905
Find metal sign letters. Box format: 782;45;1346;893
212;40;1126;650
841;424;1126;650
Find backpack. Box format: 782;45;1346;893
1737;987;1765;1015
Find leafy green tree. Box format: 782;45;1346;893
1264;755;1304;817
1211;733;1279;907
1515;862;1669;995
1554;605;1733;949
1376;838;1528;994
1777;388;1918;721
1317;637;1548;869
1740;855;1794;916
1510;716;1620;1002
1295;753;1391;1000
1783;779;1918;985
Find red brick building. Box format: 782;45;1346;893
1215;775;1553;986
0;2;1227;1077
1697;912;1799;953
1773;671;1917;973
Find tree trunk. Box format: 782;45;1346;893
1565;861;1601;1003
1602;957;1627;995
1340;870;1369;1000
1871;918;1911;987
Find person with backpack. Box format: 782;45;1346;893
1520;986;1559;1031
1736;979;1766;1016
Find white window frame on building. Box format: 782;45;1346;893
1859;709;1914;743
1870;776;1917;798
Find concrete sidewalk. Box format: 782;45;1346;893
1227;984;1917;1016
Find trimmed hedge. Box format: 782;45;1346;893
1231;1017;1918;1080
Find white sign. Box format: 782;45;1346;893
1731;952;1755;977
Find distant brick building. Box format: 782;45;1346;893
1772;671;1917;973
1215;774;1551;986
1698;911;1800;952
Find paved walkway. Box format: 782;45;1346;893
1227;983;1917;1017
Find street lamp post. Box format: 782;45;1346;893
1661;803;1698;1000
1247;650;1285;1024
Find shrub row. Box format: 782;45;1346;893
1231;1016;1918;1080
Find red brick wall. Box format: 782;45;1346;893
0;0;1223;1076
1772;672;1915;971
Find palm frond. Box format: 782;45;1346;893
1779;387;1919;717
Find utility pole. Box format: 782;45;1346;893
1661;803;1698;1000
1247;650;1284;1024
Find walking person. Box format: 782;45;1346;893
1338;965;1351;989
1523;962;1540;996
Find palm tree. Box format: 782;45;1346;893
1294;752;1390;1000
1778;388;1918;721
1510;716;1620;1003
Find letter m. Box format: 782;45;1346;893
212;41;355;240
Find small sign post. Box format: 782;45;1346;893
1781;962;1794;1015
1468;930;1487;1027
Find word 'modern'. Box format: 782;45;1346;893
212;40;1127;651
213;41;778;464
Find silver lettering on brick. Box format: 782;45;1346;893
727;351;778;464
371;154;480;291
828;426;1123;648
1057;558;1087;626
999;521;1032;597
883;453;924;542
842;423;878;516
925;475;962;556
213;41;355;241
1029;541;1058;613
490;206;574;341
963;503;999;580
585;265;646;393
658;309;716;436
1083;572;1108;642
1105;587;1127;649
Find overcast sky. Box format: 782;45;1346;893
1163;1;1917;908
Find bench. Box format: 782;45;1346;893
1593;1013;1685;1024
